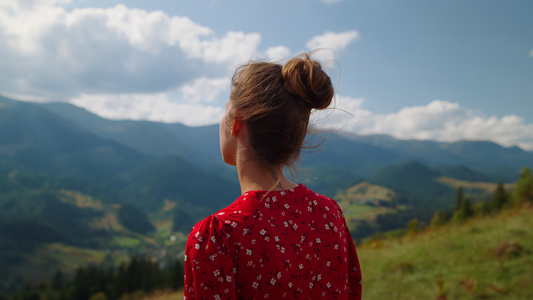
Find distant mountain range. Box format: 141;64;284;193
32;97;533;181
1;94;532;291
2;94;531;213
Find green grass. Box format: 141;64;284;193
357;206;533;299
341;202;382;220
110;236;142;248
141;289;184;300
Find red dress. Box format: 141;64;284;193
184;184;362;299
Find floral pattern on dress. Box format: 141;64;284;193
184;184;362;299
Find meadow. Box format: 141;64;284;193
357;205;533;300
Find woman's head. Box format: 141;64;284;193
226;52;334;169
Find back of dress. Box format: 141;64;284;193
184;184;362;299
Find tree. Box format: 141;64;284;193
462;198;474;219
430;210;447;228
490;181;508;211
511;167;533;204
452;197;474;223
170;259;184;290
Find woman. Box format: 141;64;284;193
184;52;362;299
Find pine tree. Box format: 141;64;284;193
462;197;474;219
511;167;533;204
490;181;508;211
452;197;474;223
170;259;184;290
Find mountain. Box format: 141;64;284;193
39;100;533;183
348;134;532;181
3;95;531;220
4;95;531;233
0;96;242;279
0;97;149;181
433;164;498;182
39;101;231;177
368;161;453;206
0;96;239;206
117;155;240;211
300;132;402;180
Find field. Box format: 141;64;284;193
335;182;404;230
357;205;533;299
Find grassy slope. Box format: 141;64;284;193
357;206;533;300
335;182;402;229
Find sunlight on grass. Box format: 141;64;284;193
143;289;183;300
110;236;141;248
358;206;533;299
438;177;514;193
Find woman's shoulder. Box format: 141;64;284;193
188;198;249;238
190;211;231;236
187;214;229;252
300;185;345;213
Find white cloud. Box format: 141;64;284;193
306;30;360;54
264;46;291;62
184;31;261;65
530;49;533;57
0;0;71;9
317;97;533;150
0;2;262;100
179;77;231;103
322;0;343;4
70;93;224;126
68;76;232;125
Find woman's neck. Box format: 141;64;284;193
236;156;298;194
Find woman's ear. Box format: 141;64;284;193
231;117;242;136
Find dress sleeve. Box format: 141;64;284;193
346;225;363;299
331;199;363;299
184;215;237;300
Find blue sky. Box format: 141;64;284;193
1;0;532;149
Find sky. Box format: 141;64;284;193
1;0;532;150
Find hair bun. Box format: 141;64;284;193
281;53;334;110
